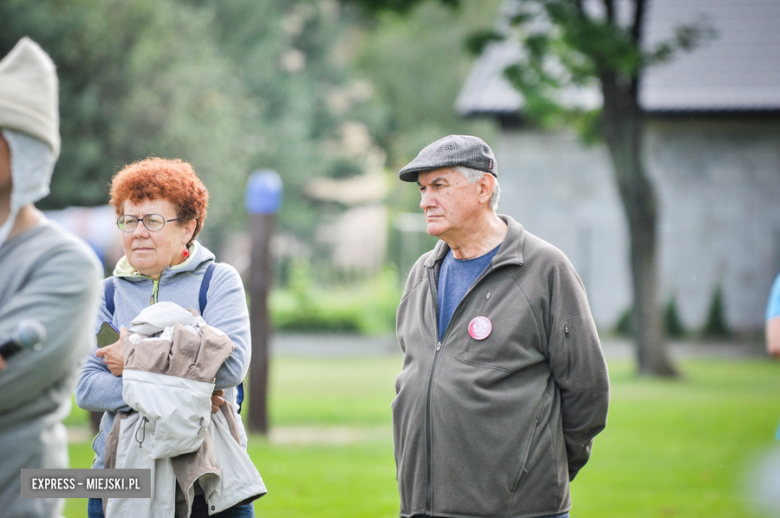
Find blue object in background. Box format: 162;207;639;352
245;170;283;215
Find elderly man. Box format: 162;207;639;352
0;38;101;517
392;135;609;518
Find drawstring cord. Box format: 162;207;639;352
135;416;149;447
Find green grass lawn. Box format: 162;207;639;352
63;356;780;517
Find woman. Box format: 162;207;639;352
76;158;253;518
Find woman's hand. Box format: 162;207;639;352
95;327;128;377
211;389;225;413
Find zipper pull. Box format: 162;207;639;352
436;342;441;351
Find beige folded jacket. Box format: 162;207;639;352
104;312;244;517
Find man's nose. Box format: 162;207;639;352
420;190;436;210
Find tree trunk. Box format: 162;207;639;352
248;212;275;433
600;71;678;377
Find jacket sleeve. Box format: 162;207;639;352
75;283;132;414
0;241;101;414
546;258;610;481
202;264;250;390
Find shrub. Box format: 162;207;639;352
615;306;633;336
664;296;686;338
702;286;730;338
270;265;402;335
615;298;686;339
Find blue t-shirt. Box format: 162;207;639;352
766;272;780;321
437;244;501;341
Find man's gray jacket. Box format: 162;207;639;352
393;215;609;518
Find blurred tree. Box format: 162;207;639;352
494;0;713;377
344;0;501;270
0;0;253;244
1;0;388;246
184;0;385;240
350;0;500;171
346;0;459;15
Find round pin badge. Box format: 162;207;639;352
468;316;492;340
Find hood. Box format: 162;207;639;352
0;37;60;156
0;38;59;246
0;130;56;246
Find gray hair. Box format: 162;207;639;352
454;165;500;210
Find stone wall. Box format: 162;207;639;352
492;117;780;332
647;117;780;332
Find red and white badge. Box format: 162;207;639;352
468;316;492;340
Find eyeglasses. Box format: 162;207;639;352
116;214;180;233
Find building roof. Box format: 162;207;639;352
456;0;780;116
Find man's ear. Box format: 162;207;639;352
478;174;495;205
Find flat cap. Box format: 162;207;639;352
398;134;497;182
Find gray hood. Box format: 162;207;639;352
0;130;56;246
0;37;59;246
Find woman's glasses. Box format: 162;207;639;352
116;214;179;232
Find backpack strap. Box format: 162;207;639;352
103;277;116;317
236;383;244;414
199;263;217;315
198;262;244;413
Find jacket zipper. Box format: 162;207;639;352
424;268;440;515
422;262;500;515
150;278;160;305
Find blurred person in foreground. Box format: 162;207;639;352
392;135;610;518
765;272;780;359
0;38;102;517
75;158;253;518
766;272;780;443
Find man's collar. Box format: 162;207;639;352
424;214;524;269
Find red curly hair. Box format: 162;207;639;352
109;158;209;246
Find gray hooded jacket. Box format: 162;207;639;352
75;241;251;471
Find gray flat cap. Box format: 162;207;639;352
398;134;497;182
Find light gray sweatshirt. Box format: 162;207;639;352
75;241;251;470
0;220;102;515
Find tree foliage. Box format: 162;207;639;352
354;1;500;164
494;0;713;376
187;0;376;238
0;0;387;244
491;0;714;140
344;0;502;225
0;0;252;242
344;0;459;16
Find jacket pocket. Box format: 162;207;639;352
511;418;540;493
456;284;542;371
